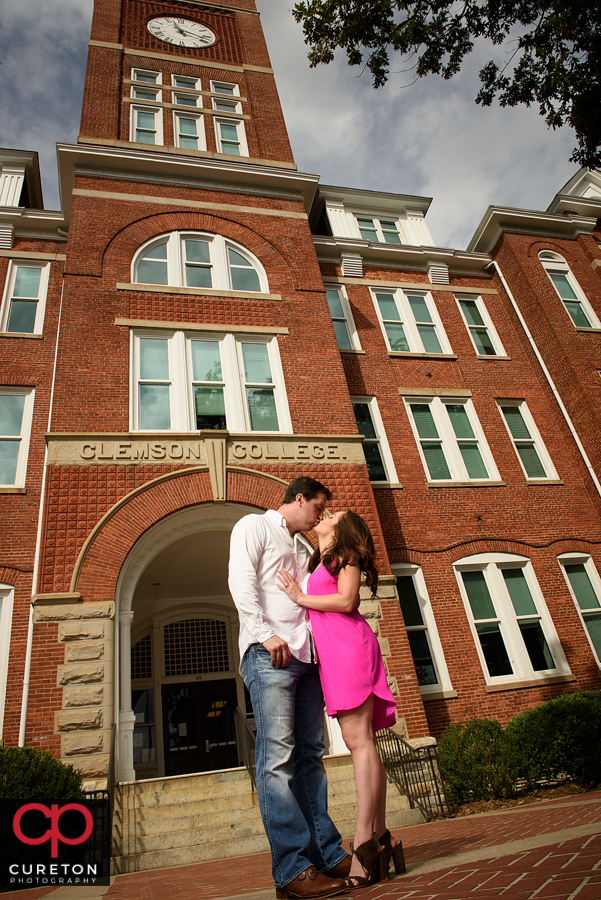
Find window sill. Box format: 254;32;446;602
476;354;510;361
421;689;458;701
117;282;282;301
388;351;457;360
340;348;366;355
526;479;564;485
575;327;601;333
484;673;576;693
0;487;26;493
371;482;403;490
0;332;43;339
427;480;506;488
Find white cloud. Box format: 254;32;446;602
0;0;580;246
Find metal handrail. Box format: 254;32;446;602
234;707;256;791
376;727;452;820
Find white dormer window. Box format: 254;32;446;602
355;216;402;244
538;251;600;329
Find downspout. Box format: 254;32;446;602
19;274;66;746
488;259;601;499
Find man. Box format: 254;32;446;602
229;476;350;900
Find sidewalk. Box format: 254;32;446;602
6;789;601;900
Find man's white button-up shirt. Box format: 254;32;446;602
229;509;313;665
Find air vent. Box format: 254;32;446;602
0;224;14;249
428;264;450;284
341;254;363;277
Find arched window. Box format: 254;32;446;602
132;232;267;293
538;250;599;329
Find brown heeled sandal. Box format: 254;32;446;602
379;829;406;876
345;833;387;889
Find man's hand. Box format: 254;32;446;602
262;634;291;668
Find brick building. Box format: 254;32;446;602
1;0;600;790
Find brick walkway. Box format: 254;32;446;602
5;790;601;900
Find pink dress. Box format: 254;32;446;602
307;563;396;731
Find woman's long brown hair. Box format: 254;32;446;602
309;510;379;597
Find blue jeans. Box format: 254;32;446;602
241;644;346;888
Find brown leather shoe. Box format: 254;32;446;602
323;854;351;880
275;866;348;899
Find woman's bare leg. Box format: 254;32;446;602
337;696;387;879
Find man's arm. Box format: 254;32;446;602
228;516;291;668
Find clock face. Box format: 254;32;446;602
147;16;216;48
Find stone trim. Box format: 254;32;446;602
327;276;498;294
115;318;288;333
0;250;66;261
72;188;307;219
115;284;282;300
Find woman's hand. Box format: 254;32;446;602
277;569;305;605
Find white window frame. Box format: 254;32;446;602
455;293;506;357
171;74;202;107
210;80;242;115
1;260;50;335
372;287;452;355
173;111;206;150
0;387;34;487
214;118;248;157
454;552;570;687
354;215;404;244
497;400;558;481
325;285;361;351
393;565;453;696
538;251;600;329
351;396;397;484
558;553;601;668
130;105;163;146
132;232;268;294
405;396;499;483
0;584;14;739
131;330;292;434
132;68;162;85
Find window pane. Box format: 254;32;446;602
13;267;41;298
140;339;169;379
0;441;20;485
176;94;197;107
242;344;272;383
385;323;410;352
584;612;601;657
548;271;578;300
408;295;432;323
184;240;210;263
134;87;158;100
332;319;353;350
326;289;345;318
220;124;239;141
472;327;496;355
418;325;442;354
357;217;377;240
422;443;451;480
139;384;170;429
376;293;400;320
7;301;37;333
137;111;156;129
186;265;212;288
380;220;401;244
135;71;158;83
459;442;488;479
213;83;236;95
503;569;537;616
407;631;438;685
564;300;592;328
0;394;26;436
353;403;377;439
179;118;198;134
362;442;386;481
411;405;439;440
137;259;167;283
516;444;546;478
459;298;484;327
191;341;222;382
447;405;475;439
194;386;226;429
476;623;513;677
397;576;424;627
502;407;531;440
228;249;250;268
174;77;196;88
214;99;237;112
518;620;555;670
462;570;496;620
565;564;600;611
228;251;261;291
246;388;278;431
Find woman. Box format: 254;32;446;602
277;509;406;888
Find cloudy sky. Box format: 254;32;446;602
0;0;579;249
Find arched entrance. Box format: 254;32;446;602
115;504;255;781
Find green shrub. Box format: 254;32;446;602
437;718;517;803
0;746;84;800
505;690;601;788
